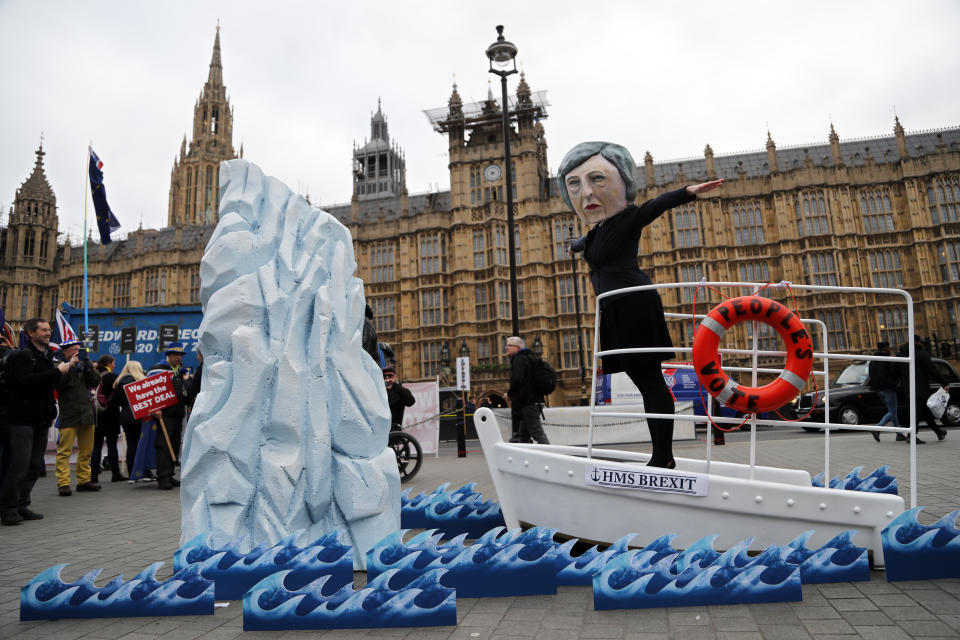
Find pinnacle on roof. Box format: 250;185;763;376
829;122;839;143
766;131;776;148
18;141;56;202
516;70;531;103
448;81;463;112
207;25;223;87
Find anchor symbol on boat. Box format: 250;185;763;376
590;468;602;482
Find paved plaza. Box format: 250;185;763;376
2;426;959;639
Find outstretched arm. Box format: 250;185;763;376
686;179;724;196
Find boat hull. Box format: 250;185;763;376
474;408;904;567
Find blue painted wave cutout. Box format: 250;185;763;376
401;482;505;539
20;563;213;621
812;465;898;494
882;507;960;581
242;568;456;630
368;526;563;597
593;537;802;609
173;530;353;600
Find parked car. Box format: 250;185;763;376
787;358;960;431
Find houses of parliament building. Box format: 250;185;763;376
2;29;959;405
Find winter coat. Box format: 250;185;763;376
55;356;100;428
115;374;139;426
508;348;543;408
572;188;696;372
6;342;62;427
386;382;415;428
868;350;899;391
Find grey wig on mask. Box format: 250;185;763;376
557;141;638;212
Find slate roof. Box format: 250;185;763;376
639;127;960;188
58;225;215;264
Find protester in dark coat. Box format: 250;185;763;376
383;366;415;430
91;355;126;482
561;141;722;467
897;338;948;442
148;342;188;490
2;319;75;524
868;341;901;442
114;360;149;481
54;340;101;495
506;336;549;445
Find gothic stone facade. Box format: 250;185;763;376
3;31;960;407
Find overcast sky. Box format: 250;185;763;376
2;0;958;242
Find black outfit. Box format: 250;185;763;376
898;342;948;440
149;361;187;489
1;342;62;522
573;188;696;466
507;348;549;444
115;373;143;476
868;350;900;392
185;362;203;408
91;370;124;481
386;381;415;430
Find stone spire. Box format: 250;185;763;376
371;97;388;142
829;123;843;166
516;70;531;105
704;144;716;179
644;151;655;187
208;25;223;88
19;141;55;202
894;115;908;159
448;81;463;116
167;26;238;227
766;131;778;174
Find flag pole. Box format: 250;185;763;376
83;145;90;339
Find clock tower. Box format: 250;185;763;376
429;73;549;213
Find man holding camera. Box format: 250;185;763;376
1;319;76;525
54;338;101;496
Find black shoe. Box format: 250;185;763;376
896;433;907;442
935;428;947;441
17;508;43;521
157;480;174;490
871;431;880;442
902;436;925;444
170;479;181;487
647;458;677;469
1;511;23;526
58;485;72;497
76;482;102;492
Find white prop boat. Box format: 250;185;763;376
476;282;923;567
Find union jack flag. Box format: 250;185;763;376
52;308;79;351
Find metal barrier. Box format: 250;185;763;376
586;281;920;507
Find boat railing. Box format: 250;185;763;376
587;281;919;507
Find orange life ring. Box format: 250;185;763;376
692;296;813;413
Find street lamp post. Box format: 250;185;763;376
457;341;470;458
486;25;520;338
532;336;543;358
568;224;587;403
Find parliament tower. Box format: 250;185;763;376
0;142;60;324
167;26;238;227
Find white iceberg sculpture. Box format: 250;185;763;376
180;159;399;569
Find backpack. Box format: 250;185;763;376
529;355;558;396
93;382;112;413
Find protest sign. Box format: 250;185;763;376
123;372;179;420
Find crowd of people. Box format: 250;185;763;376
0;316;198;526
